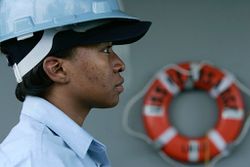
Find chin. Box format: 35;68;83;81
97;100;119;108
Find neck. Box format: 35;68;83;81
44;87;90;126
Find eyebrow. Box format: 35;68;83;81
98;42;112;48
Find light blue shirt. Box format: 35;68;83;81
0;96;111;167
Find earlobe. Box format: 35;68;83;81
43;57;69;83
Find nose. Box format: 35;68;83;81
112;52;125;73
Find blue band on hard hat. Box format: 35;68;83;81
1;19;151;82
2;20;151;66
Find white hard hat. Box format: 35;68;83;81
0;0;142;42
0;0;151;83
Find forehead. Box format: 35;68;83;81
76;42;112;49
68;42;111;56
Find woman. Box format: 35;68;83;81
0;0;151;166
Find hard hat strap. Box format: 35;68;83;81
13;30;57;83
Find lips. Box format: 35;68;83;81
115;78;124;93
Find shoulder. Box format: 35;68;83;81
0;121;85;167
0;113;93;167
0;117;46;167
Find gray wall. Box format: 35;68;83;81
1;0;250;167
84;0;250;167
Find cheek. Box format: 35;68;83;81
82;62;112;89
70;60;119;107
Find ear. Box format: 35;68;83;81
43;56;69;84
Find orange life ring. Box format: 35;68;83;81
142;62;245;163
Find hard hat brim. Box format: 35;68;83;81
49;20;151;54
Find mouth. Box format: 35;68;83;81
115;78;124;93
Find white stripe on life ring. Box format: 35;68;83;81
188;140;199;162
222;108;244;120
208;130;226;151
210;74;234;98
190;63;202;81
143;105;164;117
153;127;177;149
157;72;179;95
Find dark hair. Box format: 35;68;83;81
15;60;53;102
1;31;74;102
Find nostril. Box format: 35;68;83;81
114;65;124;73
119;65;125;73
113;61;125;73
118;68;123;73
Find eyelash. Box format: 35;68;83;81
103;46;112;54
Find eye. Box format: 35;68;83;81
103;46;112;54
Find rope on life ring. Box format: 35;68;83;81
142;62;245;163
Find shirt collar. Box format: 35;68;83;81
21;96;99;159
